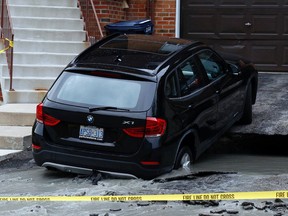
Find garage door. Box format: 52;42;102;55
180;0;288;72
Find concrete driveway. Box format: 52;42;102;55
232;72;288;135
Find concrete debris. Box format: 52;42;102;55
137;202;150;206
153;171;237;183
109;208;121;212
209;209;238;214
184;200;220;207
239;200;288;215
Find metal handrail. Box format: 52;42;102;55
0;0;14;91
78;0;104;44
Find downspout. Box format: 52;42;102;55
147;0;155;24
175;0;180;38
146;0;150;19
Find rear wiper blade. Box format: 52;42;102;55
89;106;130;112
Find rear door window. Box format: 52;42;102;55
165;56;205;98
48;72;156;111
177;57;204;96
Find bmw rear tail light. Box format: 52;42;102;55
123;117;166;138
32;144;41;150
36;103;60;126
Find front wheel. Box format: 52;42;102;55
239;83;252;125
174;146;193;170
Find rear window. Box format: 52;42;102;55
47;72;156;111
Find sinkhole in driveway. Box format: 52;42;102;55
211;133;288;156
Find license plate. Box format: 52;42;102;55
79;125;104;141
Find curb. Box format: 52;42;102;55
0;150;23;163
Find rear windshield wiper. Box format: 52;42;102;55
89;106;130;112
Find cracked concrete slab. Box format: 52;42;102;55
232;72;288;135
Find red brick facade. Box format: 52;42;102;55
79;0;176;40
153;0;176;36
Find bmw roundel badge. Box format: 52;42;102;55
87;115;94;124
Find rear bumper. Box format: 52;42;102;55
33;149;172;180
32;121;176;179
42;162;138;178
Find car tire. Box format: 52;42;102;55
239;83;252;125
174;146;193;170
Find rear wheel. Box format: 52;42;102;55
174;146;193;170
239;83;252;124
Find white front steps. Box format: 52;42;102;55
0;103;36;126
0;0;89;104
2;64;65;77
4;52;77;65
9;6;81;18
0;0;89;152
0;149;22;162
13;17;84;30
0;104;36;151
0;126;32;150
13;28;86;42
3;77;55;90
13;40;87;53
6;90;47;104
8;0;78;7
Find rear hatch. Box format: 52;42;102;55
41;70;157;155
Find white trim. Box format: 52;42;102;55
175;0;181;38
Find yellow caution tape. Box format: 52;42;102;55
0;191;288;202
0;38;14;54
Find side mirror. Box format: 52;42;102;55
229;63;241;76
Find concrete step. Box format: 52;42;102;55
4;90;47;104
13;17;84;30
0;52;77;65
14;28;86;41
2;77;55;91
10;5;81;18
9;0;77;7
0;150;23;161
13;40;89;53
0;104;36;126
1;64;65;77
0;103;36;151
0;126;32;150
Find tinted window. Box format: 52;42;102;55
197;50;225;81
165;57;205;98
48;72;156;111
177;57;204;96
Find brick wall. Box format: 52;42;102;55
127;0;176;37
125;0;147;20
153;0;176;37
79;0;176;39
79;0;126;39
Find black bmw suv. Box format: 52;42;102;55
32;34;258;179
